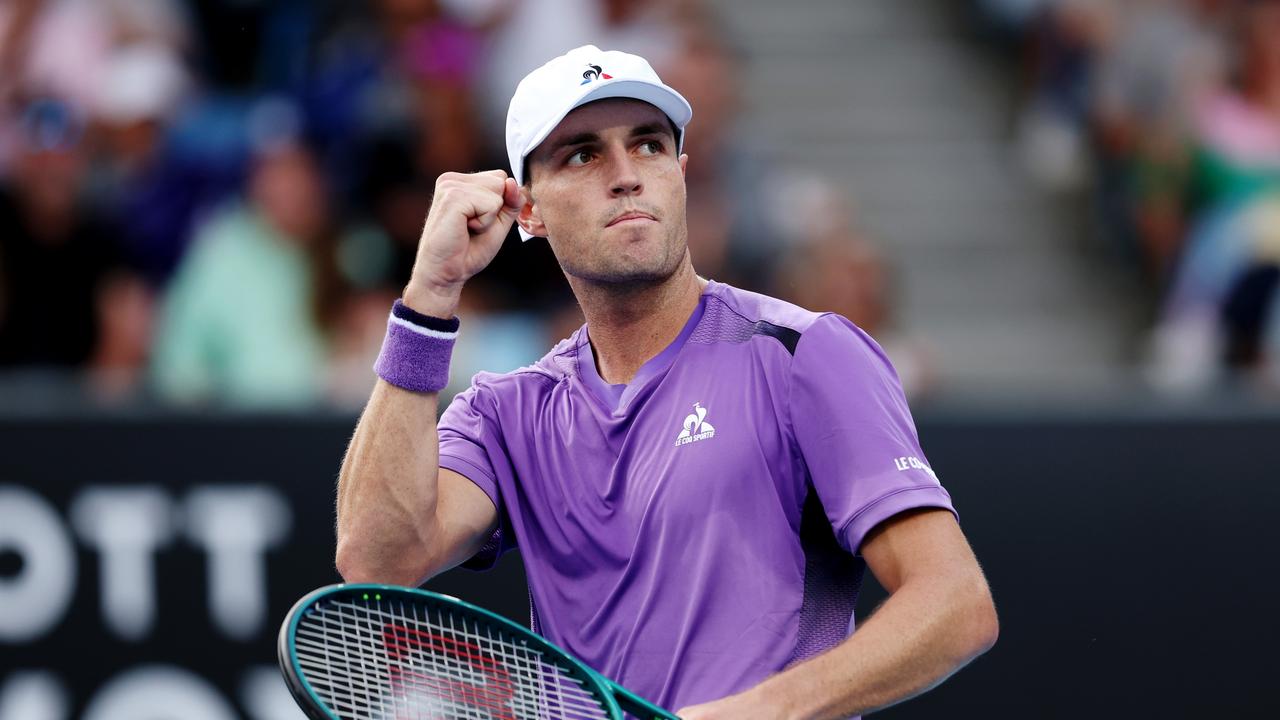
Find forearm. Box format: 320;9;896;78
335;275;470;584
335;169;517;583
335;378;446;585
753;572;997;720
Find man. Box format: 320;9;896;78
336;45;997;719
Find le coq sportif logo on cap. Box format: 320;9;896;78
675;402;715;447
580;63;613;85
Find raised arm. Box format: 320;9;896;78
335;170;524;585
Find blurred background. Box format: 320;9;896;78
0;0;1277;717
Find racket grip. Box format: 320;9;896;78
607;680;681;720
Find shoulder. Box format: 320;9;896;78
196;202;257;242
700;280;832;355
707;281;826;330
706;282;892;375
179;203;262;271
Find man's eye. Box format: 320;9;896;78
638;140;663;155
567;150;592;166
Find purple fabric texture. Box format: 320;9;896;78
786;492;867;668
372;301;459;393
436;281;956;713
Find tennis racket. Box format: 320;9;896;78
278;583;679;720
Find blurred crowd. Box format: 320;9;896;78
0;0;919;410
983;0;1280;392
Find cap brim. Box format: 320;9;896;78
525;80;692;164
517;79;692;242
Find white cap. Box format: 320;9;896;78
506;44;692;240
94;44;189;125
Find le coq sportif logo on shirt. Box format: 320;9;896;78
675;402;715;447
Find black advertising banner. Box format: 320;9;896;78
874;411;1280;717
0;416;527;720
2;411;1279;717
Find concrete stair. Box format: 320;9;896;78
708;0;1140;392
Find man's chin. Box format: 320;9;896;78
570;257;679;289
556;226;686;288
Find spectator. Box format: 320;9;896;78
88;269;155;400
1220;259;1278;374
151;140;380;408
1149;191;1280;392
658;5;783;289
0;0;190;170
0;0;113;117
1013;0;1108;192
1189;0;1280;212
0;98;141;371
1144;0;1280;392
0;0;111;176
312;0;494;276
395;0;486;178
470;0;681;136
85;43;207;286
768;176;936;398
1089;0;1225;275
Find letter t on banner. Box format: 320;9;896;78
183;486;292;640
70;486;173;642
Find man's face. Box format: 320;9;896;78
520;98;689;287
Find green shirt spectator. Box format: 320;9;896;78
152;203;328;407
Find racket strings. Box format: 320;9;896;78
297;603;594;719
293;597;613;719
298;606;596;720
303;599;593;712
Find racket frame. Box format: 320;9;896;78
278;583;677;720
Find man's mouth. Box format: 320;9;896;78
606;210;657;227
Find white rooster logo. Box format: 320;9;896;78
675;402;716;446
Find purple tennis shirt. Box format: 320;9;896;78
437;280;956;714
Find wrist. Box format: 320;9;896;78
747;678;804;720
373;300;460;394
402;279;462;319
390;299;461;334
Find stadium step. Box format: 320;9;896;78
708;0;1139;392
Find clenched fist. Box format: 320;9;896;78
403;170;524;318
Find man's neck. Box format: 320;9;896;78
572;261;706;385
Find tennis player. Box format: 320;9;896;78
337;45;998;719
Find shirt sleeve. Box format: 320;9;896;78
437;381;515;570
789;314;957;555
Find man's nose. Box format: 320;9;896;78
609;152;642;197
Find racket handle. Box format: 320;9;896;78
607;680;681;720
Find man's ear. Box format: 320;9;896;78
679;153;688;177
517;185;547;237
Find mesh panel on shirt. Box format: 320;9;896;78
459;527;504;571
689;295;758;345
551;346;577;376
786;488;865;666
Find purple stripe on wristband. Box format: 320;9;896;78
373;302;459;393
